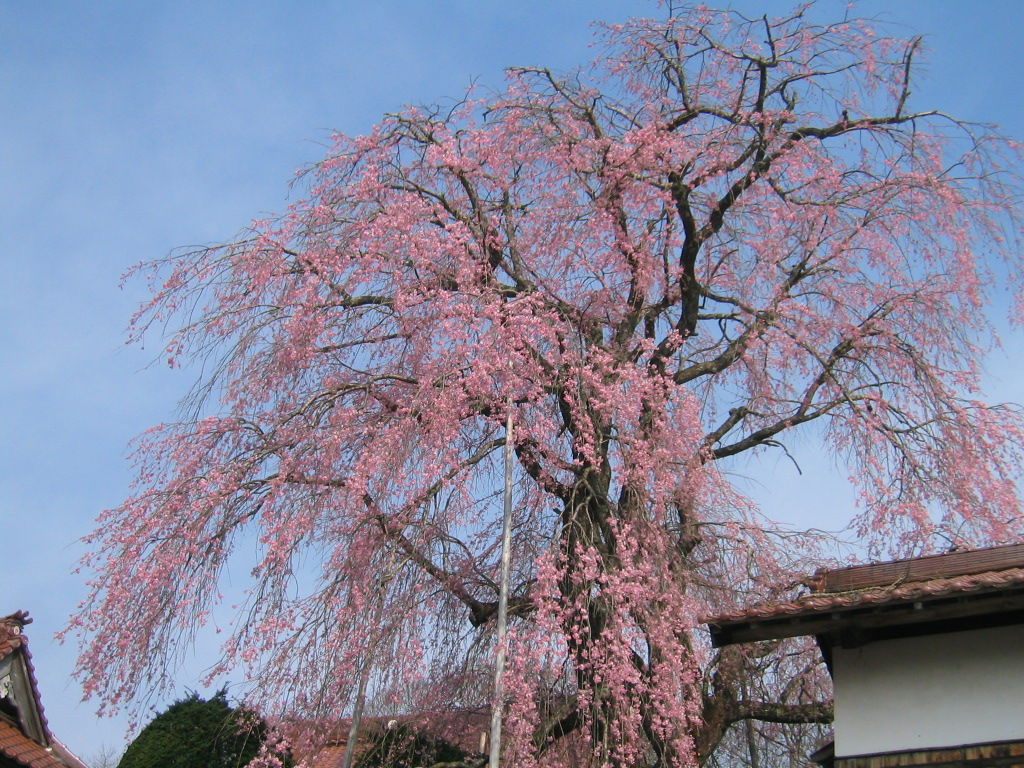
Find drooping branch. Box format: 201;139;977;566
71;8;1024;768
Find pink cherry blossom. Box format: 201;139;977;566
66;5;1024;766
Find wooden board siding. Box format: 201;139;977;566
834;740;1024;768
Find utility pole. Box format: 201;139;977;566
488;407;515;768
341;564;393;768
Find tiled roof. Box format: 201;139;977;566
294;712;490;768
810;542;1024;592
0;721;65;768
0;611;72;768
708;543;1024;635
713;565;1024;624
305;743;347;768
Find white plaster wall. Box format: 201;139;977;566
832;623;1024;756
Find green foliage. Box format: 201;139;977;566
353;723;470;768
117;690;267;768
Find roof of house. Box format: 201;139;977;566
708;543;1024;647
0;612;89;768
0;720;65;768
294;711;490;768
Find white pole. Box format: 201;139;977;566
339;660;371;768
341;564;393;768
488;407;515;768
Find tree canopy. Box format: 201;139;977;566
117;691;267;768
70;4;1023;767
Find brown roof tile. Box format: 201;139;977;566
306;743;346;768
713;566;1024;624
294;712;490;768
709;543;1024;629
0;720;66;768
813;542;1024;592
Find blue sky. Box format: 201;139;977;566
2;1;1023;761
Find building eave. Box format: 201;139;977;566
710;583;1024;647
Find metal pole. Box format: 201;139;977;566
488;407;515;768
341;566;392;768
340;661;371;768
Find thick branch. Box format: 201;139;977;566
734;700;833;725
